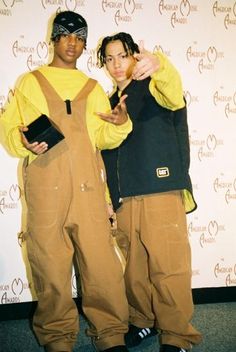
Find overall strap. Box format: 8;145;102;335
73;78;97;102
32;70;97;102
31;70;63;102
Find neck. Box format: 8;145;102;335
49;63;77;69
49;57;77;69
117;78;132;91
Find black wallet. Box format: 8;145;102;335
23;114;64;151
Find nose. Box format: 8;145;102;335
113;57;121;68
68;35;77;45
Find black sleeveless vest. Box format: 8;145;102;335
102;78;193;211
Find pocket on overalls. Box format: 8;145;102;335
24;157;60;229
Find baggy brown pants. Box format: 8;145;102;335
116;192;202;350
23;71;129;351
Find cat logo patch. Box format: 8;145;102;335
156;167;170;178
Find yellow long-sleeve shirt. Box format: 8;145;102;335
0;65;132;164
149;51;185;110
114;51;185;109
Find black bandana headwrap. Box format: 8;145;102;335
51;11;88;44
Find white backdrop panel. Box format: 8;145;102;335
0;0;236;303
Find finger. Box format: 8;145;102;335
133;52;144;62
136;64;151;77
39;145;48;154
96;112;116;123
132;59;147;77
135;70;151;80
19;126;28;133
32;142;48;154
25;141;39;151
119;94;128;106
132;67;146;79
138;41;145;54
96;112;112;119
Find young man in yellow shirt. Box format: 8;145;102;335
0;13;133;352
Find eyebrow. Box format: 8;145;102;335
105;51;127;57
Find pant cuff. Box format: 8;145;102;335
129;316;155;329
45;341;74;352
93;333;125;351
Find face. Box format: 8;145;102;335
104;40;136;90
51;34;85;69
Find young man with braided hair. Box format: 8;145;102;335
97;32;202;352
0;13;133;352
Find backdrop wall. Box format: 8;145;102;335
0;0;236;305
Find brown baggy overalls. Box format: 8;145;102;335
23;71;129;352
116;192;202;349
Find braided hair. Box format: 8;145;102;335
97;32;140;68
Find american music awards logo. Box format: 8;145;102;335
101;0;144;26
189;132;224;162
0;0;19;17
214;258;236;286
0;277;32;304
213;175;236;204
41;0;86;11
184;90;199;107
188;219;225;248
157;0;198;28
186;44;224;74
212;1;236;30
0;184;21;214
213;89;236;119
154;44;172;58
12;36;49;71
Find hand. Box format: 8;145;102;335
132;45;160;80
97;94;128;125
19;126;48;154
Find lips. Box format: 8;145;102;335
114;71;124;77
66;50;76;56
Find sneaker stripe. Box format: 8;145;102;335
142;329;148;336
138;328;153;339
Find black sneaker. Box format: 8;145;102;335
160;344;188;352
102;346;128;352
125;324;158;347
